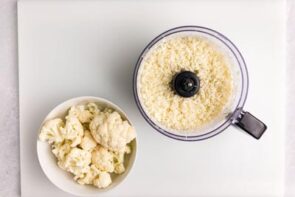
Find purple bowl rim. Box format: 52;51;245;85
133;25;249;141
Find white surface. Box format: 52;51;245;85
17;0;285;196
286;1;295;196
37;96;137;196
5;0;295;197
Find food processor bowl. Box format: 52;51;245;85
133;26;266;141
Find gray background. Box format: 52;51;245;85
0;0;294;196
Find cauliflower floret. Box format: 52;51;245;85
68;105;93;123
114;163;125;174
91;146;114;172
60;148;91;177
51;141;71;161
93;171;112;189
39;119;64;144
89;111;136;152
67;103;100;124
62;117;84;147
87;103;100;115
113;145;131;174
80;130;97;151
124;145;131;154
77;165;100;185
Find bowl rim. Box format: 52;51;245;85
36;96;137;196
133;25;249;141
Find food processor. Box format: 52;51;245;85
133;26;267;141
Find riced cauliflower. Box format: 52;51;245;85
39;102;136;189
89;110;136;152
137;35;233;131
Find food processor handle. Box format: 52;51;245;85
234;110;267;139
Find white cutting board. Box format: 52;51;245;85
18;0;286;196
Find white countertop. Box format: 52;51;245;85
0;0;294;196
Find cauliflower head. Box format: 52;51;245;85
89;110;136;152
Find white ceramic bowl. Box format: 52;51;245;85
37;96;137;196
